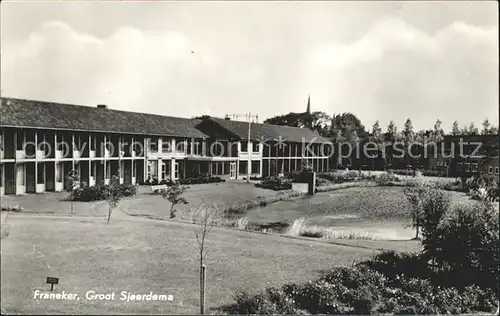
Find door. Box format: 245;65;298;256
230;162;236;180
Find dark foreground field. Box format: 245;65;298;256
1;214;380;315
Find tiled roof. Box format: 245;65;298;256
0;97;208;139
207;117;331;143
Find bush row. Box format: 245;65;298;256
144;176;225;186
389;169;445;177
222;261;497;315
255;178;292;191
71;183;136;202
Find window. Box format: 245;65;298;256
240;142;248;153
251;161;260;174
495;167;499;175
162;162;169;180
37;163;44;184
471;163;478;172
162;139;171;153
91;135;96;151
488;166;493;174
149;138;158;152
177;141;185;153
16;131;24;150
239;161;248;174
147;162;152;179
252;142;259;153
193;141;200;155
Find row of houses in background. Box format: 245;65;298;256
335;133;499;178
0;97;331;196
0;97;498;196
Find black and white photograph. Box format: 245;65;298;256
0;0;498;314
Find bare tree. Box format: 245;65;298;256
192;203;222;315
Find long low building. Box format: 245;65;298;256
0;97;332;195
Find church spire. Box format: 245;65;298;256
304;94;312;130
306;94;311;115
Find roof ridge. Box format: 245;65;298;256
1;96;197;122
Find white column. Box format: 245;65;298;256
131;136;135;158
190;138;195;155
158;159;163;180
170;158;176;181
158;138;163;154
72;133;75;170
144;138;148;181
171;139;176;154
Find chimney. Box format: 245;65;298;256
97;104;108;109
224;115;231;120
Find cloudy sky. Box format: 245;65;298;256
1;1;498;132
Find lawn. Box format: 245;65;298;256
0;182;280;220
0;214;375;315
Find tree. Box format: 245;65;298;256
102;175;122;223
451;121;460;136
386;121;398;142
264;111;331;135
482;119;491;135
490;126;499;135
432;119;444;143
402;118;415;170
192;204;222;315
162;183;189;219
385;121;398;169
468;122;479;135
370;121;384;170
309;111;331;134
460;125;469;135
65;169;80;214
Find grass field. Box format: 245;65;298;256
1;214;380;315
0;182;280;220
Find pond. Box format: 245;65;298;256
244;186;418;240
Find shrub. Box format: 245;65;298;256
71;183;136;201
256;178;292;191
178;176;225;185
1;205;24;212
223;262;498;315
403;183;451;241
227;287;305;314
431;201;499;292
374;172;399;186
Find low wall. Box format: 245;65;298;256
292;183;308;194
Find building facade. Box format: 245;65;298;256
434;135;499;178
0;97;331;195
